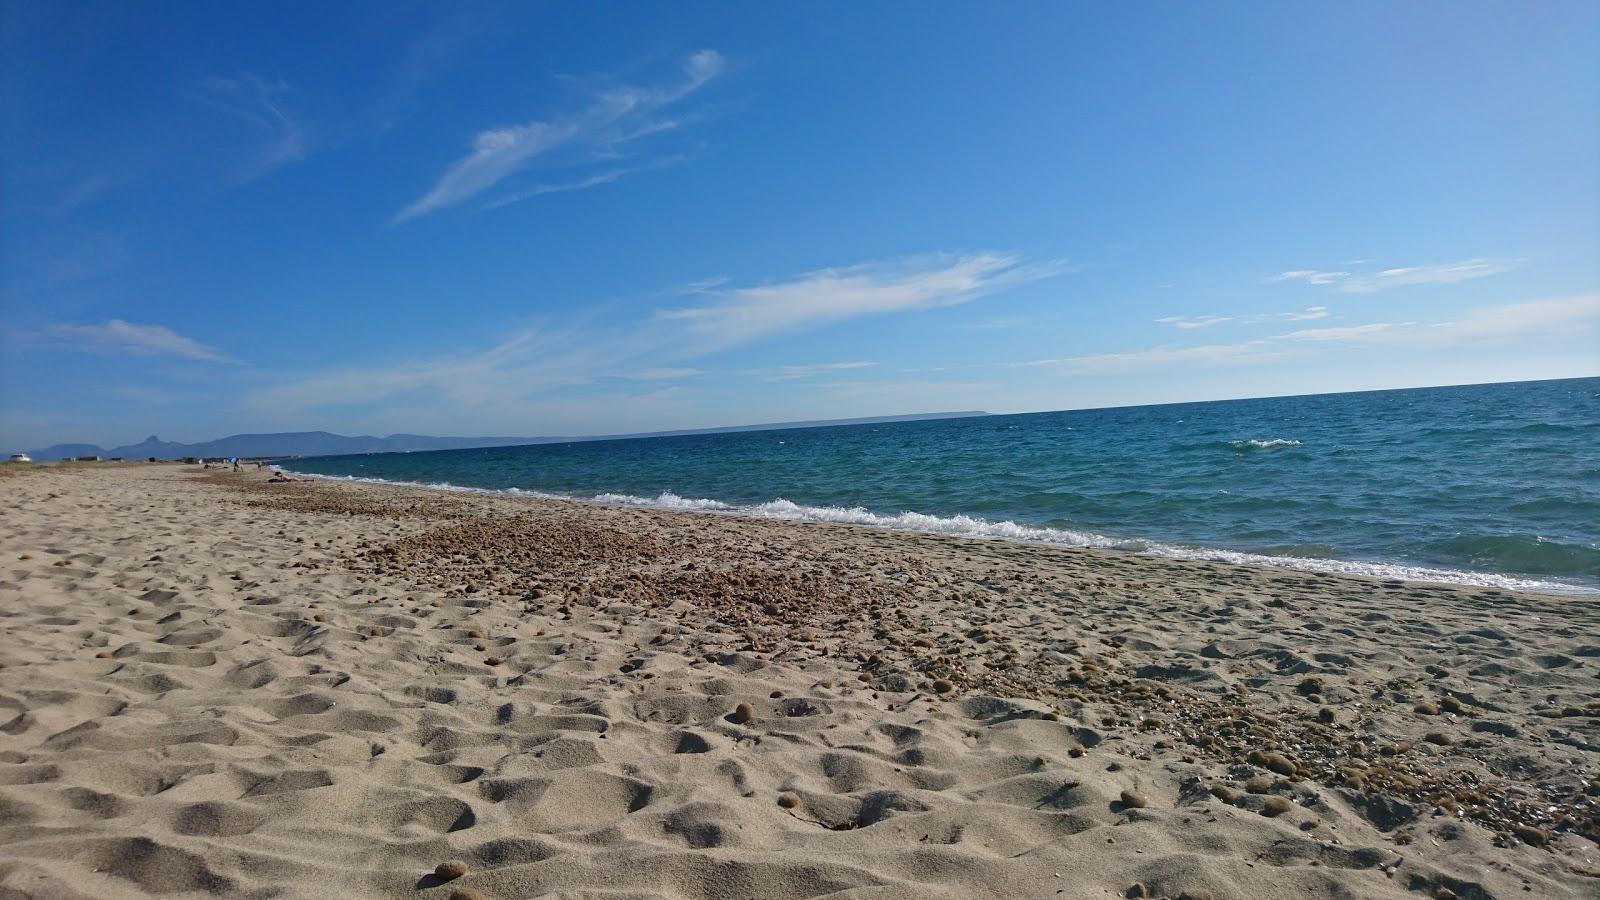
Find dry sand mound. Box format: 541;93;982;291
0;466;1594;898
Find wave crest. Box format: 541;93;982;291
275;467;1586;595
1230;439;1303;450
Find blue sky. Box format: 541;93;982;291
3;1;1597;448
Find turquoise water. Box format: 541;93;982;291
284;377;1600;594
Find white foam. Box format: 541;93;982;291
1230;438;1303;449
274;467;1590;595
592;491;734;511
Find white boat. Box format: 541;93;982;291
8;452;31;463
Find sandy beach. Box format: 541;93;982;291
0;463;1595;899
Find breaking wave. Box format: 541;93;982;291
276;468;1585;595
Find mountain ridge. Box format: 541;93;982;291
21;411;990;461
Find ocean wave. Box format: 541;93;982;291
592;491;734;511
1424;533;1600;577
1230;439;1303;450
275;467;1591;595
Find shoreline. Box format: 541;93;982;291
1;464;1595;898
274;464;1592;597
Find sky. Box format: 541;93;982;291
3;1;1598;449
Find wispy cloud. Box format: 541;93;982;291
746;361;875;380
1279;322;1410;342
395;50;723;222
1155;314;1234;329
1276;306;1330;322
955;295;1598;377
243;251;1057;419
192;74;306;181
369;14;488;133
41;174;122;216
657;253;1065;350
1271;259;1516;293
48;320;241;364
1417;293;1600;345
1155;307;1329;329
624;367;703;380
481;153;689;211
1022;341;1288;375
243;324;603;416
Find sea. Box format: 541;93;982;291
282;377;1600;595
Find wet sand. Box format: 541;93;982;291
0;464;1595;898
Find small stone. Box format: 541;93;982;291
483;656;502;666
1439;695;1464;714
1414;702;1440;715
1068;746;1085;758
1245;776;1273;794
1119;789;1148;809
1210;785;1238;804
1262;796;1293;817
449;890;488;900
434;860;468;881
1126;883;1150;898
1424;731;1453;745
730;702;755;724
932;679;954;694
467;629;484;639
777;792;799;809
1317;707;1336;724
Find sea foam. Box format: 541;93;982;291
276;468;1581;595
1229;438;1303;449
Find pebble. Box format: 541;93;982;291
434;860;468;881
777;792;799;809
1120;789;1148;809
730;702;755;724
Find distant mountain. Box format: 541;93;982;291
24;432;538;461
22;412;990;461
24;443;107;461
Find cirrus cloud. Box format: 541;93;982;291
394;50;724;222
47;320;241;364
1271;259;1516;293
657;253;1067;350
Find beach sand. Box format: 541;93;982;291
0;464;1595;898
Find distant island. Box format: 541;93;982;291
22;411;990;461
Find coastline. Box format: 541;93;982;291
275;465;1593;597
1;464;1595;898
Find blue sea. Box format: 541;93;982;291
283;378;1600;595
